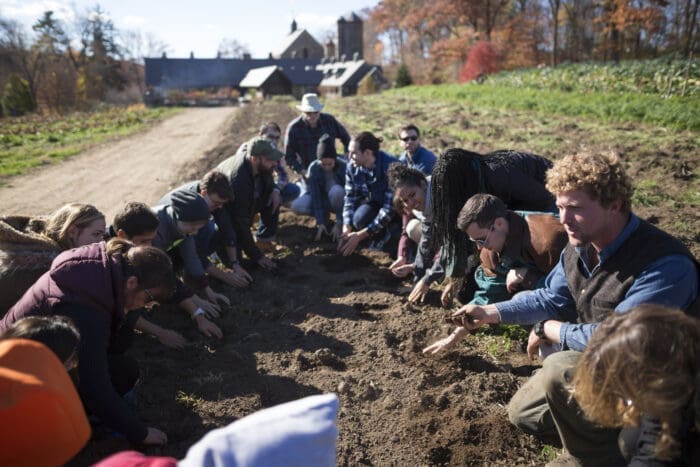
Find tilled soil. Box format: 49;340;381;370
20;98;693;466
64;101;550;466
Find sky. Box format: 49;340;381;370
0;0;379;58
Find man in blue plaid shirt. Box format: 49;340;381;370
339;132;401;256
284;94;350;177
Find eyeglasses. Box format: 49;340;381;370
469;224;495;247
400;135;418;142
143;289;158;308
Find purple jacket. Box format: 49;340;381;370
0;242;149;443
1;241;125;333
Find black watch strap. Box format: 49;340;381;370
534;320;547;339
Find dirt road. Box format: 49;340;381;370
0;107;238;221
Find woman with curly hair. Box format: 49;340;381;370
411;148;555;305
573;304;700;465
0;203;105;313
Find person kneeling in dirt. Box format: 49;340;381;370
107;202;221;342
284;93;350;178
386;164;430;279
291;133;346;242
0;239;178;446
411;148;556;307
0;203;105;313
258;121;301;206
217;137;282;270
573;304;700;466
456;194;567;305
423;152;699;466
159;170;253;288
339;132;401;256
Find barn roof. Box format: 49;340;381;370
144;57;321;89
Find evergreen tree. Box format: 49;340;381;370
395;63;413;87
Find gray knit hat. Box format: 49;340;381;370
171;190;210;222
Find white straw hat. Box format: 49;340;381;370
296;93;324;112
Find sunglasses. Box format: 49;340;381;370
469;224;495;247
400;135;418;142
266;133;281;140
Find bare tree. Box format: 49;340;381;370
217;38;250;58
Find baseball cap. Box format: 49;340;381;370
248;137;284;161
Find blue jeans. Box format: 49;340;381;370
352;203;380;231
280;183;301;205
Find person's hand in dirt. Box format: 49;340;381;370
233;262;253;284
408;278;430;304
134;316;186;349
143;427;168;445
422;327;470;355
257;255;277;271
194;314;223;339
268;188;281;213
441;280;455;308
156;328;187;349
314;224;329;241
204;286;230;308
191;294;221;318
338;229;368;256
389;256;415;278
448;304;500;330
506;267;528;293
206;264;251;288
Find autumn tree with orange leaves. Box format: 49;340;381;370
368;0;697;84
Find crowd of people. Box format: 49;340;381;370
0;92;698;466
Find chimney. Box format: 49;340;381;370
243;53;251;60
189;51;194;59
353;52;359;61
161;52;167;59
340;54;346;62
291;19;297;33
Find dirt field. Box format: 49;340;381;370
4;101;695;466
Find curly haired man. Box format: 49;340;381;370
424;152;699;466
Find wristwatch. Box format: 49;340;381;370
533;320;547;339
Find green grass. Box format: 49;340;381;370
487;58;698;97
0;105;180;178
387;83;699;131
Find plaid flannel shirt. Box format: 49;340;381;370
343;150;400;235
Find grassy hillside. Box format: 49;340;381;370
326;86;699;256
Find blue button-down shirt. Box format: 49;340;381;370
496;214;698;351
343;150;400;235
399;145;437;176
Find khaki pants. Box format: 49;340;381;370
507;351;625;466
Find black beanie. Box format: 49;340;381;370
316;133;337;160
171;190;210;222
